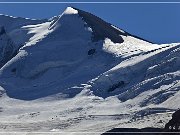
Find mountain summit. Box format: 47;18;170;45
0;7;179;133
51;7;147;43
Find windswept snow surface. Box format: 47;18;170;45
0;7;179;134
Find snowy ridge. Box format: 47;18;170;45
0;7;179;134
0;14;46;32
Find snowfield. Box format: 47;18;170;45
0;7;179;134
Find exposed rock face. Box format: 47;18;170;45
75;7;127;43
165;109;180;131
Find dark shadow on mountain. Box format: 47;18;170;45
5;85;83;100
73;7;152;44
0;26;16;68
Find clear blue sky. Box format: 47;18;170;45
0;1;179;44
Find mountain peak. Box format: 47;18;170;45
63;7;78;15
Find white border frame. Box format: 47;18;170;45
0;1;180;3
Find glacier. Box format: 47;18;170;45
0;7;179;134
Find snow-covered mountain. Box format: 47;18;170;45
0;7;179;134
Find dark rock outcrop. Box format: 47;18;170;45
165;109;180;131
88;49;96;55
73;7;152;44
101;127;165;135
74;7;128;43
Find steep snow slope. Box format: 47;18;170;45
0;14;47;68
0;7;179;134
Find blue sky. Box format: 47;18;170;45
0;1;179;43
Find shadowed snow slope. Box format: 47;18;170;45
0;7;179;133
0;26;16;68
